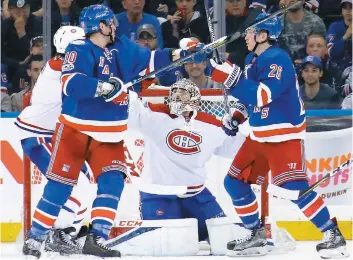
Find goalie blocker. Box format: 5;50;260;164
104;217;295;256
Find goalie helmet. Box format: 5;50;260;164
169;79;201;116
53;26;85;54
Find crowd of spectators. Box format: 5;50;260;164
1;0;352;112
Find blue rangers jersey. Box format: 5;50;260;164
326;20;352;70
230;45;306;142
60;36;172;142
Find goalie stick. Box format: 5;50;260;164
267;158;353;200
121;0;307;93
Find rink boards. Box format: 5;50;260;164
0;116;352;242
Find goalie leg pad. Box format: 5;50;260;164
206;217;248;255
106;219;199;256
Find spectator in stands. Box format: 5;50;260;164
75;0;102;9
161;0;209;48
295;34;341;89
109;0;125;14
1;64;12;112
142;0;176;21
2;0;42;18
341;68;352;109
184;58;213;89
300;55;341;109
226;0;262;69
1;0;42;81
278;0;326;61
183;35;215;89
326;0;352;72
51;0;81;39
10;35;43;94
11;54;43;112
136;24;183;90
116;0;163;48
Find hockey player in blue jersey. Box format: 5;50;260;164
210;13;349;258
16;26;91;256
22;4;209;259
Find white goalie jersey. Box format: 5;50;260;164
15;57;63;140
128;92;246;191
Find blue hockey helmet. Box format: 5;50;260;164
79;5;117;35
247;13;282;40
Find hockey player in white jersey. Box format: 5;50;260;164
110;78;246;255
15;26;90;255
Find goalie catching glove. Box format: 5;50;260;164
96;77;126;103
222;102;248;136
210;59;242;89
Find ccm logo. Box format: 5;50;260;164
166;129;202;155
117;220;143;227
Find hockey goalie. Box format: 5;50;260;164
104;78;295;256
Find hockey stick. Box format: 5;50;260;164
204;0;230;113
267;158;353;200
121;0;306;92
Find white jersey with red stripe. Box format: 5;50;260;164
15;57;63;140
128;92;246;191
229;45;306;143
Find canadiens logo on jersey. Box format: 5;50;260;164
166;130;202;155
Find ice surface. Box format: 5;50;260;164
1;241;352;260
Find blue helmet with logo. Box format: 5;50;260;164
79;5;117;34
248;13;282;40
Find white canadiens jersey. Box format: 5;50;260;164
15;57;63;140
128;92;246;190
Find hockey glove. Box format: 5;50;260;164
179;38;212;64
304;0;319;13
210;59;242;89
222;102;249;136
222;114;240;136
101;77;126;103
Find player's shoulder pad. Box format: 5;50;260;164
119;35;150;55
66;39;90;52
48;57;63;72
195;112;222;127
260;46;290;65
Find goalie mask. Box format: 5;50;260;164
169;79;201;116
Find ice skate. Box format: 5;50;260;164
44;227;83;255
75;225;89;248
316;219;349;259
82;231;121;257
23;235;43;259
227;226;268;257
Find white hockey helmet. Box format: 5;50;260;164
169;78;201;116
53;26;85;54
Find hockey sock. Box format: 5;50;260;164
282;181;335;232
30;180;73;240
224;175;260;229
91;171;125;239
